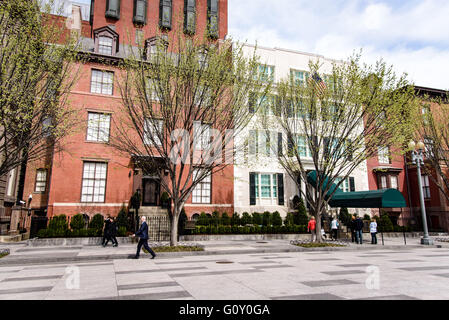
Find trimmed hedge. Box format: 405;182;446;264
191;224;307;235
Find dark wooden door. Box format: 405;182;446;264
142;178;160;206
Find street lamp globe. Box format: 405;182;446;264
408;140;416;150
416;141;425;151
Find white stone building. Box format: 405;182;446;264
233;44;370;218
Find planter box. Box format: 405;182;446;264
27;236;138;247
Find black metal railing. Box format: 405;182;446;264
146;216;171;241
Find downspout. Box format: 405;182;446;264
404;154;413;219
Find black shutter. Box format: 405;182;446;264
297;174;302;198
275;95;281;116
159;0;172;30
133;0;147;25
287;133;294;157
347;139;353;161
349;177;355;192
105;0;120;19
287;99;293;118
207;0;219;39
184;0;196;34
277;173;284;206
323;137;330;159
249;173;256;205
277;132;283;157
90;0;95;25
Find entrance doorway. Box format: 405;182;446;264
142;178;160;206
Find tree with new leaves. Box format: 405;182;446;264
110;25;271;246
256;54;418;242
414;93;449;204
0;0;79;177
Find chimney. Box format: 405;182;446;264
66;4;82;37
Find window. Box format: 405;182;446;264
159;0;172;30
253;173;278;199
87;112;111;142
192;169;211;203
146;78;160;101
133;0;147;25
207;0;218;39
184;0;196;35
424;137;434;158
290;69;308;85
378;146;390;164
105;0;121;19
421;175;431;199
35;169;47;193
98;36;113;55
249;130;279;157
335;177;350;192
390;175;398;189
258;65;275;82
135;29;144;45
194;121;210;150
297;135;310;158
91;70;113;95
6;168;17;197
145;36;168;59
380;175;388;189
422;105;430;125
81;162;107;203
144;118;163;146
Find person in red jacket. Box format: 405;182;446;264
307;216;317;242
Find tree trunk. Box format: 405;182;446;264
169;205;180;247
315;213;322;243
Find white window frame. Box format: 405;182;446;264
378;146;390;164
81;162;107;203
421;175;431;199
35;169;47;193
192;169;211;203
98;36;113;55
144;118;163;146
91;69;114;95
146;78;160;101
194;121;211;150
6;168;17;197
86;112;111;143
335;177;350;192
254;173;278;201
390;175;398;189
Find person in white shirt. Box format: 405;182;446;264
370;218;378;245
331;217;339;241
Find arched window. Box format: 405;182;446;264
191;213;200;221
93;26;119;56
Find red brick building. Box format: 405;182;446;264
23;0;233;226
366;86;449;232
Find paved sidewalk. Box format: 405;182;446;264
0;239;448;300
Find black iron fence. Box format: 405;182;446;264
147;216;171;241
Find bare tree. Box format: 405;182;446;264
110;27;271;246
255;55;418;242
0;0;79;177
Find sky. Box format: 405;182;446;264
76;0;449;90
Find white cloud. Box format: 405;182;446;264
229;0;449;89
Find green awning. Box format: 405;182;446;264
306;171;406;208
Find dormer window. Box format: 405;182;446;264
99;36;113;55
144;36;168;60
93;26;119;56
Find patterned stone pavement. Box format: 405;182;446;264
0;242;448;300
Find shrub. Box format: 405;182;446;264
118;226;127;237
221;212;231;226
89;214;104;230
240;212;252;225
116;206;129;230
252;212;262;225
231;212;240;226
70;214;85;231
363;214;371;221
87;228;99;237
48;215;68;231
196;212;209;226
379;214;394;232
211;211;220;226
294;207;309;226
37;229;47;238
284;212;295;226
338;207;351;226
262;211;272;226
272;211;282;226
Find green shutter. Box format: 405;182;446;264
133;0;147;25
207;0;219;39
277;173;284;205
287;133;294;157
105;0;120;20
159;0;172;30
249;173;256;205
184;0;196;35
277;132;283;157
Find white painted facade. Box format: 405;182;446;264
234;44;370;218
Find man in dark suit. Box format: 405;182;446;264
132;216;156;259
